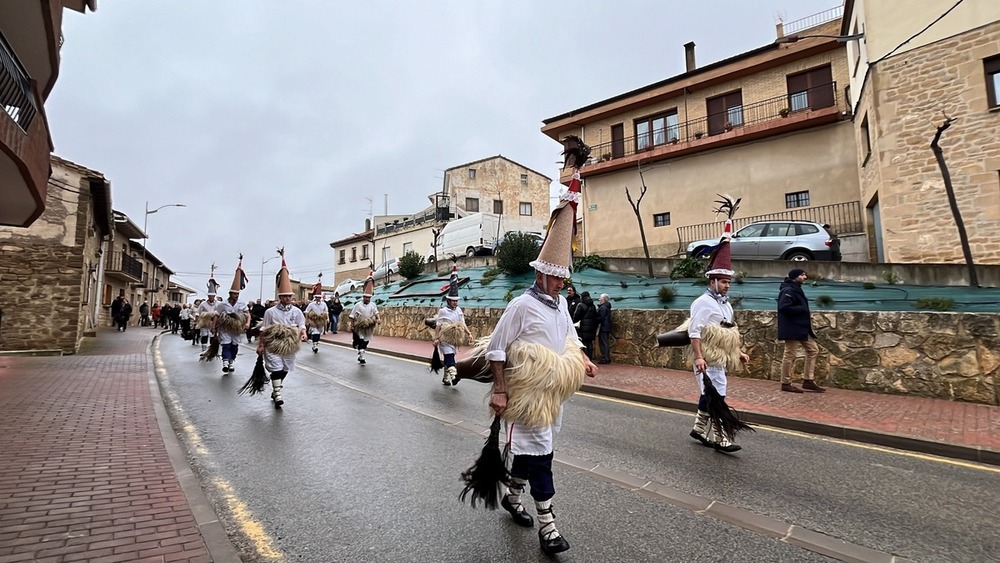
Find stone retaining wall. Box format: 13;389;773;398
365;306;1000;406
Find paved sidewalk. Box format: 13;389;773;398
0;327;239;563
320;330;1000;466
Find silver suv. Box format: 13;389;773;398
686;221;841;261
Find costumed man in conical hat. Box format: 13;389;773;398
433;261;474;386
348;269;380;364
209;255;251;374
304;273;329;353
685;195;753;453
458;136;597;557
254;249;307;408
195;264;222;352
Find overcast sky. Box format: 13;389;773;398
47;0;839;299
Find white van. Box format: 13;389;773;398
430;212;501;260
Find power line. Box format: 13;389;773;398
871;0;964;64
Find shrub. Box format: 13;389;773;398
916;297;955;311
729;295;744;308
658;286;677;303
734;271;747;285
863;282;876;290
397;251;425;279
573;254;606;272
881;270;903;285
496;232;540;275
815;295;835;307
670;256;706;279
503;288;515;302
480;266;500;286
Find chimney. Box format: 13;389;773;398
684;42;696;72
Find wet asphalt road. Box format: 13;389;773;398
154;334;999;562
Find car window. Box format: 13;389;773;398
735;224;766;237
796;224;819;235
764;223;795;237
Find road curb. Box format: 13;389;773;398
325;337;999;468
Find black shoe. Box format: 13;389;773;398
273;399;283;408
539;531;570;555
359;358;366;365
689;429;712;447
802;379;826;393
441;378;451;386
222;366;230;374
714;442;742;453
781;383;804;393
501;497;534;527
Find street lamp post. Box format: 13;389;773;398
260;255;280;302
141;201;185;301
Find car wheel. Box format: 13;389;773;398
692;246;710;258
785;251;812;261
466;247;476;258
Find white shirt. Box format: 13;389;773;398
305;301;329;315
688;291;734;339
262;304;306;330
197;299;219;316
350;301;379;339
214;299;249;334
486;289;580;455
435;305;465;355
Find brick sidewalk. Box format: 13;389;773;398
320;330;1000;466
0;327;230;562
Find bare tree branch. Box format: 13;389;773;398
625;161;655;278
929;114;978;287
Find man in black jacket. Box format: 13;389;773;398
572;291;598;359
777;268;824;393
596;293;613;364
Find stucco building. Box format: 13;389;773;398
0;155;111;354
541;10;866;261
844;0;1000;264
1;1;97;228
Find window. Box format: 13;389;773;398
382;247;391;264
796;224;819;235
361;245;368;260
735;223;766;238
403;242;413;255
860;115;872;165
765;223;795;237
653;212;670;227
339;249;346;264
520;174;528;185
706;91;743;135
493;199;503;214
986;55;1000;109
785;191;810;208
635;110;679;150
350;246;357;262
468;168;476;179
519;202;532;216
466;197;479;212
786;65;834;111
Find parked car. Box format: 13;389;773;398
372;257;400;281
334;278;361;297
497;231;544;248
686;220;841;261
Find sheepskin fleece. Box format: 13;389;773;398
499;336;586;428
353;315;377;331
262;324;301;356
216;312;247;335
439;321;469;347
686;323;742;372
306;311;329;329
195;311;217;329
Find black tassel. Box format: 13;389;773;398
429;346;444;374
459;415;509;510
238;355;270;396
701;373;754;441
199;335;220;362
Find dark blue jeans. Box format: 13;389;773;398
510;452;554;502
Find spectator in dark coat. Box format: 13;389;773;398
117;299;133;332
565;286;581;319
777;268;824;393
596;294;613;364
328;297;345;333
573;291;598;359
110;294;124;328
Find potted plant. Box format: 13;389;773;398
669;136;679;145
779;107;790;117
600;152;612;162
724;121;734;132
694;131;704;139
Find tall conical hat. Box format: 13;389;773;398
275;248;294;296
446;263;460;301
230;254;248;293
705;194;741;279
529;136;589;279
312;273;323;298
206;262;219;296
362;268;375;298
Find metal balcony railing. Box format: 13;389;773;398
675;201;864;252
376;208;442;236
584;82;839;165
106;251;143;281
0;31;38;131
782;6;844;36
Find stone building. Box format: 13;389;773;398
0;155;112;354
843;0;1000;264
1;1;97;228
541;9;865;261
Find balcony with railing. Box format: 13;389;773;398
562;82;845;183
0;29;50;227
105;251;144;283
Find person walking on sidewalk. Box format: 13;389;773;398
116;298;133;331
777;268;825;393
304;281;329;353
256;249;307;408
433;263;473;386
212;256;251;374
573;290;598;360
349;272;380;364
328;296;344;334
596;293;613;363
